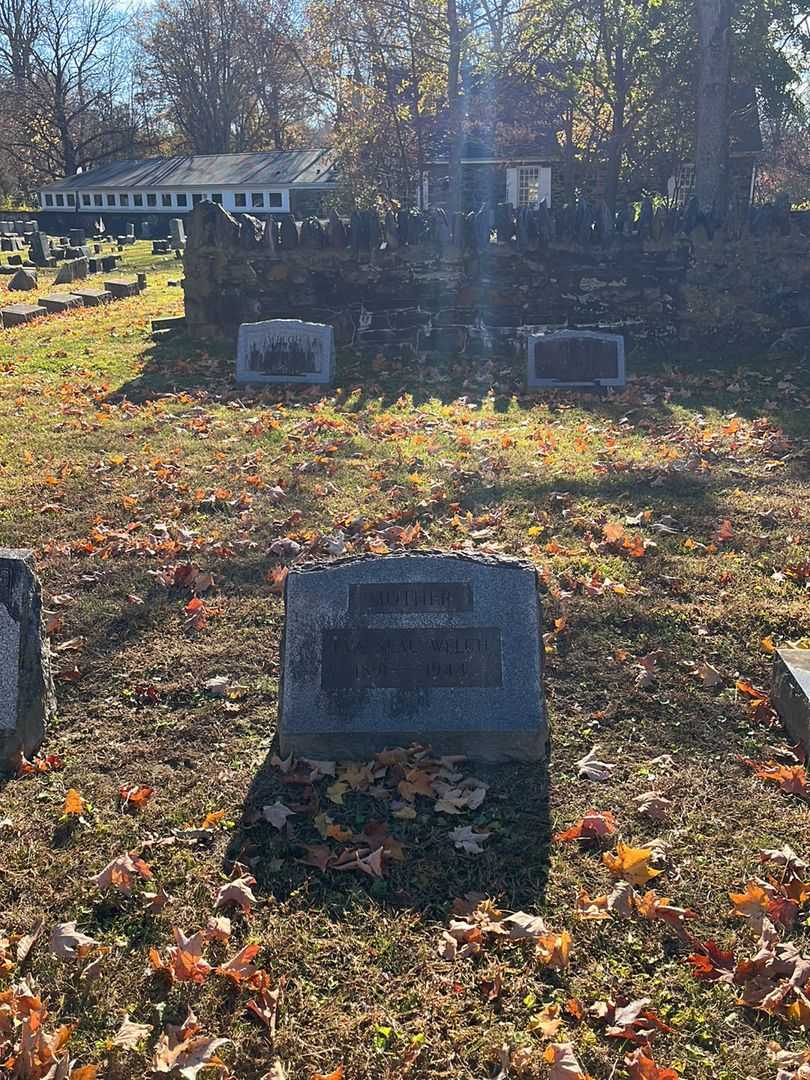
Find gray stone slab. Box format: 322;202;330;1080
279;552;548;761
73;288;111;306
527;330;626;388
40;293;83;313
0;549;55;771
104;277;139;298
773;648;810;752
236;319;335;385
1;303;47;327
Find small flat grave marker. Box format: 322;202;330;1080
528;329;625;388
40;293;82;314
1;303;47;328
279;552;547;761
0;550;54;771
773;648;810;753
104;277;139;298
236;319;335;385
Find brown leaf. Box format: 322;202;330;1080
214;874;257;915
216;943;261;984
543;1042;592;1079
49;921;99;960
119;785;154;811
16;916;45;964
112;1014;153;1050
90;852;152;895
555;810;617;842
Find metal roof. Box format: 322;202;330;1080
42;148;338;191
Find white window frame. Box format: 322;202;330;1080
506;165;551;208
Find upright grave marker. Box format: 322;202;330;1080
169;219;186;249
527;330;625;389
279;552;547;760
236;319;335;385
0;550;55;771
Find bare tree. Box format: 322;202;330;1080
140;0;311;154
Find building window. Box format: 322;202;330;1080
147;193;157;207
176;193;187;207
192;193;204;206
107;194;116;206
66;193;75;206
93;193;102;206
44;193;54;206
211;193;222;205
234;192;246;207
133;193;143;207
518;167;540;207
161;193;172;207
119;193;129;206
267;192;282;208
82;193;91;206
251;192;264;208
55;193;64;206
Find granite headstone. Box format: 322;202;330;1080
0;550;55;770
527;330;626;388
236;319;335;385
279;552;548;761
169;218;186;249
772;648;810;753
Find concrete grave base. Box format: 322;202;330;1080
40;294;83;313
1;303;46;327
772;648;810;752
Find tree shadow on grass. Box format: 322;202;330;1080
224;748;551;923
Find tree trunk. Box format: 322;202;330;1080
445;0;464;216
695;0;732;216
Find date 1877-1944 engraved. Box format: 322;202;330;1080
321;627;503;689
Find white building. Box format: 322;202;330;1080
39;148;338;219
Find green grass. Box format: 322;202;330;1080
0;248;809;1079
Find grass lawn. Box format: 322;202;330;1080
1;245;809;1080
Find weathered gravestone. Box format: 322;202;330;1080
68;228;86;246
772;648;810;753
527;330;626;389
169;219;186;249
278;552;548;761
236;319;335;385
0;550;55;771
30;233;54;267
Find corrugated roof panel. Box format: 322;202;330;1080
43;149;338;191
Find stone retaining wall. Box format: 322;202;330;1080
182;201;810;358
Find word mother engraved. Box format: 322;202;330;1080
322;627;502;689
349;582;472;613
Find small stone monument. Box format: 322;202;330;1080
279;552;547;761
236;319;335;385
527;330;625;388
773;648;810;753
169;218;186;249
0;550;55;771
30;233;53;267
